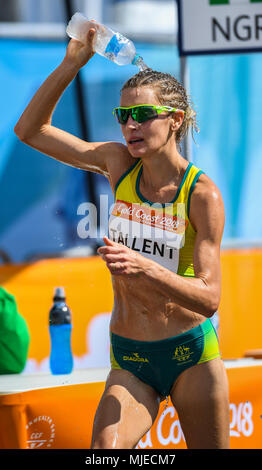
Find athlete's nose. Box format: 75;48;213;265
126;115;140;128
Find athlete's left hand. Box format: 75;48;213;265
97;236;146;276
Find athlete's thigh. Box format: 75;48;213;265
91;368;161;449
170;358;230;449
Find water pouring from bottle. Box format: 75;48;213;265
132;55;149;72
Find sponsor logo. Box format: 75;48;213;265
123;352;149;363
112;200;187;235
137;400;254;449
26;415;55;449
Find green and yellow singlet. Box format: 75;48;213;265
109;159;204;276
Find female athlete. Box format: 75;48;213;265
14;29;230;449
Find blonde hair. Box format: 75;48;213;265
121;69;199;145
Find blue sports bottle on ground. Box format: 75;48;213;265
49;287;73;375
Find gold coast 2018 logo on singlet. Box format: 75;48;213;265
26;415;56;449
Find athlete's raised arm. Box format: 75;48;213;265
14;29;131;180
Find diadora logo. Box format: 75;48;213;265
172;345;194;363
123;352;149;363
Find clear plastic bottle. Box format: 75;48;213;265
66;12;148;70
49;287;73;375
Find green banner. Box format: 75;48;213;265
210;0;229;4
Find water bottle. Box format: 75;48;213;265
66;12;148;70
49;287;73;375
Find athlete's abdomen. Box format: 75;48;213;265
110;276;205;341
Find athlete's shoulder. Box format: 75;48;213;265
191;171;223;204
189;171;225;231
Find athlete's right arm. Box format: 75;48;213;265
14;29;128;179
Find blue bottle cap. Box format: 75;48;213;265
132;54;141;66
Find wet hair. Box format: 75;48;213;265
121;69;199;145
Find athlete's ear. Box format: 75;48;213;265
170;109;184;132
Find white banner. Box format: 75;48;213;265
177;0;262;55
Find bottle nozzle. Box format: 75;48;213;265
132;54;149;71
54;287;65;300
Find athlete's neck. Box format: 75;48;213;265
140;147;187;193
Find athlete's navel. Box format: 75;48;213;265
164;300;179;318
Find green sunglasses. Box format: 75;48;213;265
113;104;177;125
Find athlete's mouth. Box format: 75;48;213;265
128;138;144;144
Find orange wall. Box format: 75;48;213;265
0;248;261;362
219;248;262;359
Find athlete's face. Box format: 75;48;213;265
119;86;180;159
